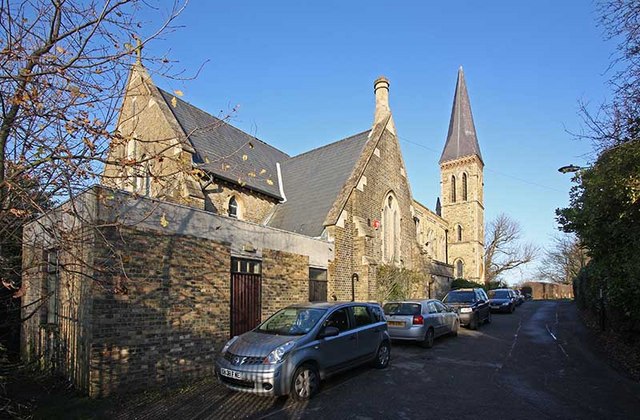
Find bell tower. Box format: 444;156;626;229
440;67;485;284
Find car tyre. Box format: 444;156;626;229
469;313;479;330
485;311;492;324
290;364;320;401
421;328;435;348
373;341;391;369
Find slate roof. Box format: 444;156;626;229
267;130;371;237
440;67;483;164
157;88;289;199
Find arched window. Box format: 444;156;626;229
451;175;457;203
455;260;464;279
228;196;239;219
457;225;463;242
382;193;401;264
462;173;468;201
414;217;421;243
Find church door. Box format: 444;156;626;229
230;258;262;337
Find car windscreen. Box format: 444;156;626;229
489;290;510;299
443;291;476;303
257;307;326;336
383;302;421;316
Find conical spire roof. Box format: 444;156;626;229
440;67;483;164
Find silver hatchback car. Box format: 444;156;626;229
383;299;459;348
216;302;391;400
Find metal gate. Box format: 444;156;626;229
230;258;262;337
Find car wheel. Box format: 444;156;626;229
469;313;478;330
291;364;320;401
373;341;391;369
485;311;492;324
421;328;435;348
450;320;459;337
510;305;515;314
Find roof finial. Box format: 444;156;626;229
134;36;143;65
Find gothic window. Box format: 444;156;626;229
143;162;151;197
126;139;138;190
457;225;463;242
451;175;457;203
382;192;401;264
462;173;468;201
414;217;421;243
228;196;239;219
455;259;464;279
45;249;59;324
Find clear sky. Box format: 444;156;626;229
140;0;614;283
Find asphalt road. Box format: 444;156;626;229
113;300;640;420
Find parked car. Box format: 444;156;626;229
383;299;459;348
488;289;516;313
216;302;390;400
442;288;491;330
513;289;525;306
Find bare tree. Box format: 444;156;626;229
484;214;538;284
536;234;589;284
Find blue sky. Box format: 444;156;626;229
141;1;614;283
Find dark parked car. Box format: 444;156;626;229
216;302;390;400
442;288;491;330
488;289;516;313
383;299;459;348
513;289;525;306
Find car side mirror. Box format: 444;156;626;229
318;326;340;339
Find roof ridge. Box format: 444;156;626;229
157;87;290;158
290;129;371;161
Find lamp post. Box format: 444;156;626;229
558;164;587;174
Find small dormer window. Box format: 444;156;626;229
228;196;238;218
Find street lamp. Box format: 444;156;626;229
557;164;585;174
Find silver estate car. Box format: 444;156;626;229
216;302;391;400
383;299;459;348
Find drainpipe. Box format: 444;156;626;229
444;229;449;265
351;273;359;302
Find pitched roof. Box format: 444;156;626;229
440;67;483;164
267;130;371;237
157;89;289;199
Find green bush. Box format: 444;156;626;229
450;278;486;291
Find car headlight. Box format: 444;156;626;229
460;307;473;314
263;341;295;365
501;302;509;306
221;336;238;355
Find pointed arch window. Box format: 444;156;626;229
228;196;239;219
462;173;468;201
451;175;457;203
455;260;464;279
457;225;463;242
382;193;401;264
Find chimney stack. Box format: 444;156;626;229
373;76;395;134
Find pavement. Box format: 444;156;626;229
98;300;640;419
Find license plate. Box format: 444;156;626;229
388;321;405;327
220;368;243;380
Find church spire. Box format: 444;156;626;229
440;66;483;164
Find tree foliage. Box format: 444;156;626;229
375;265;427;303
536;234;589;285
484;213;538;284
0;0;188;325
557;140;640;325
558;0;640;333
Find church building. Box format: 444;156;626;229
21;64;485;396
